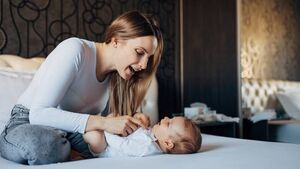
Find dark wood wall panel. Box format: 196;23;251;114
183;0;238;117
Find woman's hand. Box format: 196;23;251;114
86;115;146;137
134;112;150;128
104;115;146;136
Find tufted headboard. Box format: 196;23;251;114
241;78;300;114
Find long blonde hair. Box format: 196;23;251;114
105;11;163;116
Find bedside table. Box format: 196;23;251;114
243;119;300;143
197;121;238;138
243;119;268;141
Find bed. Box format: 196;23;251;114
242;78;300;143
0;134;299;169
1;55;300;169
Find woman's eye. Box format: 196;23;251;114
135;49;144;56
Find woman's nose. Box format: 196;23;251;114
139;56;148;70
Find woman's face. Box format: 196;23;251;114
114;35;158;80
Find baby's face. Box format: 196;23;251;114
152;116;191;141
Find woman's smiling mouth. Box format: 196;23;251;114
129;66;136;74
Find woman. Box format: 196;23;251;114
0;11;163;165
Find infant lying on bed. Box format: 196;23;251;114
83;116;202;157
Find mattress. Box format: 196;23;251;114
1;134;299;169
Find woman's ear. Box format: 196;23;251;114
111;37;118;48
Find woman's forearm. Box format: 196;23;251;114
85;115;106;132
85;114;145;136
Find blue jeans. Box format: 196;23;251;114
0;105;93;165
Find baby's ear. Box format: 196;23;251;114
163;139;174;150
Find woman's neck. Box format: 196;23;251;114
95;42;115;82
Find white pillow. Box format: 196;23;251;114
0;69;34;132
276;89;300;119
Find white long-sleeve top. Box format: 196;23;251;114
17;37;110;134
99;128;162;157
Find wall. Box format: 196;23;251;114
0;0;180;118
183;0;239;117
241;0;300;80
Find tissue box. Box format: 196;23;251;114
184;107;200;119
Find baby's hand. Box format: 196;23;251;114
134;112;150;128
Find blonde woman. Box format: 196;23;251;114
0;11;163;165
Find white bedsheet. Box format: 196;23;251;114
1;134;299;169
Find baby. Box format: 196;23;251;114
83;116;202;157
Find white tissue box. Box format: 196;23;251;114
184;107;200;119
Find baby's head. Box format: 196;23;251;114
152;116;202;154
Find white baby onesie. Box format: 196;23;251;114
99;128;162;157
